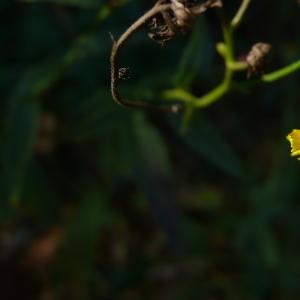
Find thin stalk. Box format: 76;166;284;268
231;0;252;29
110;2;180;112
179;19;235;126
193;21;234;108
262;59;300;82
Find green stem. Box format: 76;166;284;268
195;80;229;108
162;18;239;129
160;0;298;132
262;59;300;82
163;9;264;130
222;25;234;60
192;24;234;108
227;61;248;71
231;0;252;29
181;104;195;133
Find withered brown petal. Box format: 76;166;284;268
190;0;223;15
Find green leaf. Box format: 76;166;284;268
21;0;103;8
172;18;213;87
54;188;111;297
63;90;127;141
0;81;41;214
134;113;172;176
172;113;244;178
132;113;182;253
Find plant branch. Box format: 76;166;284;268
163;16;238;129
231;0;252;29
110;0;298;131
262;59;300;82
110;2;180;112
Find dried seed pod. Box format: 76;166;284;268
171;0;194;28
147;0;222;45
148;25;176;45
148;17;159;32
246;42;272;77
148;13;177;45
189;0;223;15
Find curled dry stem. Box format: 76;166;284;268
110;0;223;113
110;2;181;113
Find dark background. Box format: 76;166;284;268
1;0;300;299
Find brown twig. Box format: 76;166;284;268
110;0;222;113
110;2;181;113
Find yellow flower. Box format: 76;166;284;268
287;129;300;160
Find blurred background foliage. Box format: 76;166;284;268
0;0;300;299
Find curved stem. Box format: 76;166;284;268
262;59;300;82
231;0;252;29
163;19;237;129
162;70;232;108
110;2;180;112
192;16;235;108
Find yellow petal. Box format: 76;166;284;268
287;129;300;159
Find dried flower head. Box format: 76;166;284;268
110;0;222;111
148;13;177;45
171;0;194;27
246;42;272;77
148;0;222;45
